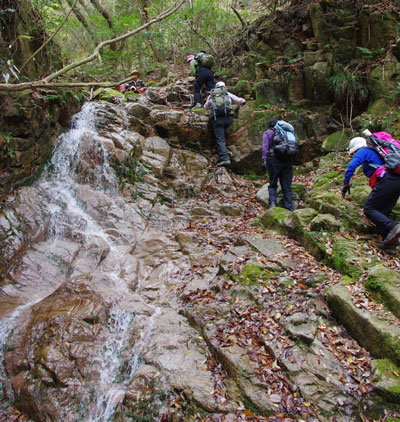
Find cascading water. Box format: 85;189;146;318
0;101;163;421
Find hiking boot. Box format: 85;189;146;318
382;224;400;246
378;241;398;255
192;103;202;109
217;160;231;167
269;203;277;209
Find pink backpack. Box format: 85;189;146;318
370;131;400;177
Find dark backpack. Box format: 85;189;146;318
272;120;299;157
210;87;233;119
195;52;215;69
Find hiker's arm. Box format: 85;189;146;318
343;152;364;184
190;60;198;76
204;95;211;109
262;130;273;160
228;92;246;105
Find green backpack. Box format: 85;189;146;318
195;52;215;69
210;87;233;119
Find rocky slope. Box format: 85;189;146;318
0;88;400;421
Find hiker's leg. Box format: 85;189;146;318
280;163;294;210
194;67;207;104
213;117;230;161
267;154;280;206
364;175;400;238
204;68;215;93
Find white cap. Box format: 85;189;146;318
348;137;367;154
215;81;225;88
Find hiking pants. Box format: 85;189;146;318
213;115;233;161
364;173;400;239
194;67;215;104
267;153;294;210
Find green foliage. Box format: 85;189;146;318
329;65;369;121
111;157;139;190
356;46;386;60
0;133;15;161
364;277;383;292
358;107;400;137
329;69;368;102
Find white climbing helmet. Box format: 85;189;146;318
215;81;226;88
348;137;367;154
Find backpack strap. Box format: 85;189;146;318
210;89;217;120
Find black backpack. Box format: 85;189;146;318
272;120;299;158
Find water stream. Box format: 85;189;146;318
0;101;163;421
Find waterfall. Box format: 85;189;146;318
0;101;160;421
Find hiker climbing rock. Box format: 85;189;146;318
342;134;400;254
262;119;297;210
204;81;245;167
187;52;215;109
119;69;146;93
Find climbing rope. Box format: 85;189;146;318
226;109;256;144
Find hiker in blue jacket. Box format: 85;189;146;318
342;137;384;192
342;136;400;255
262;119;294;211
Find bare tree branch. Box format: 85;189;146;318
19;0;80;73
231;6;247;27
0;0;185;91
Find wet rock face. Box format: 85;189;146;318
5;277;110;421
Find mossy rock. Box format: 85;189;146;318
322;130;352;152
93;88;124;100
259;207;292;235
330;236;363;277
313;170;341;189
306;190;344;216
291;182;306;197
317;152;349;173
365;266;400;319
372;359;400;404
368;98;393;115
349;176;371;207
306;190;368;232
327;283;400;366
290;209;328;260
292;208;318;228
232;263;264;285
310;213;342;233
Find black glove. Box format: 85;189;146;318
262;159;267;173
342;183;350;198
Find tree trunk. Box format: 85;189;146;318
65;0;97;44
140;0;165;63
89;0;118;50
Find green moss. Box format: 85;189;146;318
342;275;354;285
376;359;400;394
331;237;363;277
322;130;352;152
233;263;264;285
313;171;341;188
260;207;292;235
